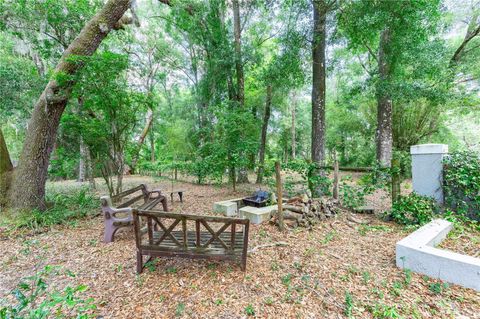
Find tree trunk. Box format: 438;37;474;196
86;146;96;189
311;0;327;196
130;108;154;172
275;161;285;231
150;122;155;163
256;85;272;184
76;95;87;182
232;0;244;107
0;127;14;207
237;167;249;184
291;92;297;160
229;162;236;191
391;157;401;203
115;151;124;195
376;28;393;167
232;0;249;184
78;137;87;182
8;0;131;210
311;0;327;166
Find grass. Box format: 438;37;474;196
244;304;255;316
358;224;392;236
0;186;98;234
175;302;185;317
344;291;354;318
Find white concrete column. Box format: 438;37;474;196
410;144;448;204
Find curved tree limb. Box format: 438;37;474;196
451;10;480;65
9;0;132;210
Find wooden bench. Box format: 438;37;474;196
100;184;168;243
132;209;250;273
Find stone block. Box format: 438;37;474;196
239;205;276;224
213;200;238;217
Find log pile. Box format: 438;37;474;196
270;194;340;229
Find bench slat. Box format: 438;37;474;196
112;184;145;202
140;245;242;256
136;209;249;224
142;231;244;249
118;194;145;208
139;197;163;210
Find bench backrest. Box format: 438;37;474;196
132;210;250;252
101;184;149;210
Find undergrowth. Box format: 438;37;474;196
0;265;96;319
388;192;437;226
0;187;97;233
443;151;480;221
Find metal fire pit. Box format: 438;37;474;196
242;190;269;208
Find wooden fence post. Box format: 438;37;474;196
275;161;285;231
333;152;339;200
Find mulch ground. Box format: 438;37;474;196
439;224;480;258
1;176;479;318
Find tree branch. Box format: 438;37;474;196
451;10;480;64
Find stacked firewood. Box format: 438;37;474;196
270;194;340;229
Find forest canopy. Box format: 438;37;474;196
0;0;479;210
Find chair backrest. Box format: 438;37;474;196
132;210;249;252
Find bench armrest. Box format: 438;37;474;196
148;189;163;198
106;207;132;221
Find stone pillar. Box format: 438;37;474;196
410;144;448;204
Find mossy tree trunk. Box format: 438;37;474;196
311;0;328;196
311;0;327;167
0;127;13;208
8;0;132;210
376;28;393;167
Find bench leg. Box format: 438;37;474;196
170;193;173;203
178;192;183;203
161;197;169;212
240;257;247;272
136;251;143;274
104;224;117;243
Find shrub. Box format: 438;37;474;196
306;169;332;197
283;159;310;173
1;187;97;231
389;193;437;226
443;151;480;221
340;183;368;209
0;266;96;319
